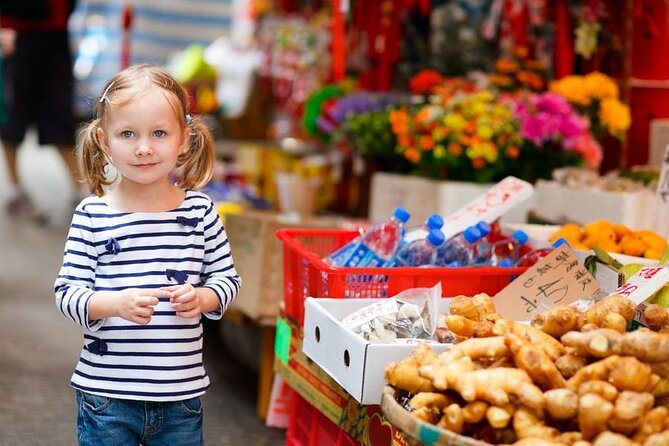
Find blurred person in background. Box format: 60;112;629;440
0;0;84;222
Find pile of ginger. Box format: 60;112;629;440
384;293;669;446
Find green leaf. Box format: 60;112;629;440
592;246;624;269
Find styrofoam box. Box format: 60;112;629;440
302;297;452;405
368;172;534;225
533;180;658;231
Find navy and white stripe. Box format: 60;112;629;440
54;190;240;401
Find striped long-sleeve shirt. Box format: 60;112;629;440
54;190;241;401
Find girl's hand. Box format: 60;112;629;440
162;284;202;318
115;288;169;324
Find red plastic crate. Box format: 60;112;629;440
276;228;527;326
286;391;359;446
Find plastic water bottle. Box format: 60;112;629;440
490;229;529;266
326;207;411;267
403;214;444;244
393;228;445;266
473;220;492;264
436;226;481;266
516;238;570;267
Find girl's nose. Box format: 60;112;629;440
136;139;153;155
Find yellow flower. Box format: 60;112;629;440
434;144;446;159
585;72;619;100
443;113;466;131
600;98;631;136
476;124;494;140
549;76;590;106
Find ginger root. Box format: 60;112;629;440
445;314;476;338
505;332;566;390
555;353;587;379
600;312;628;333
384;358;434;394
577;380;618;402
449;294;496;322
608;391;654;435
462;401;488;424
583;295;636;327
643;304;669;332
513;408;559;440
591;431;638;446
452;367;545;414
437;403;464;434
631;407;668;443
409;392;455;411
531;305;581;338
562;328;669;364
568;356;656;393
544;388;579;420
486;404;514;429
494;319;565;361
643;431;669;446
579;393;614;440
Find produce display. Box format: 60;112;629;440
549;220;667;260
384;294;669;445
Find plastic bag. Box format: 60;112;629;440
341;283;442;343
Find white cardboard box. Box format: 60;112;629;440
302;297;451;405
368;172;534;225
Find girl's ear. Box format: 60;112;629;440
96;127;110;154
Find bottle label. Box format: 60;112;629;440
326;239;361;266
344;243;387;267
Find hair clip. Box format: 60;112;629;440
99;81;115;103
185;114;192;124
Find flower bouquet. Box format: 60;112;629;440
489;46;548;93
549;72;631;141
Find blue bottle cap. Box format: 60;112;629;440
463;227;482;243
447;261;462;267
552;237;570;248
393;207;411;223
512;230;528;245
475;221;491;237
498;258;514;267
427;214;444;230
427;229;445;247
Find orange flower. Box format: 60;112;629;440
517;71;544;90
420;135;435;150
405;148;421;163
398;135;412;146
415;108;432;125
506;146;520;159
448;143;462;156
495;58;518;74
513;45;529;59
464;120;477;134
471;158;486;169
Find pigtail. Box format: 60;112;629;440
79;118;114;196
177;115;214;190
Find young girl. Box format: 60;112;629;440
54;64;241;446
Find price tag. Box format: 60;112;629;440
607;265;669;305
494;246;601;321
656;145;669;204
442;176;533;240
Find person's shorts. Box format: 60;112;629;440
0;30;75;147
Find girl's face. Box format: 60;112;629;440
97;86;188;191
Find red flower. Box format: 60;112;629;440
409;70;444;94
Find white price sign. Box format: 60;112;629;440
608;265;669;305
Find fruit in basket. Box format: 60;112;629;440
549;222;668;260
619;263;644;282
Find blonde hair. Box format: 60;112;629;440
79;64;215;196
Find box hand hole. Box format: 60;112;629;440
344;349;350;367
315;326;320;343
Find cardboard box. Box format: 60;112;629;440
302;297;451;405
368;172;534;225
225;210;341;324
274;317;412;445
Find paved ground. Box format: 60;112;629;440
0;135;286;445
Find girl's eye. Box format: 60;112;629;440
153;130;166;137
121;130;134;138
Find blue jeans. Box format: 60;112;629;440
76;390;204;446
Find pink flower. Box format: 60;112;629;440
571;133;603;168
